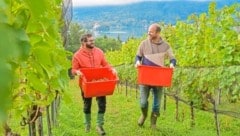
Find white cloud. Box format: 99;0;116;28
72;0;214;7
72;0;140;7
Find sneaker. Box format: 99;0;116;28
96;126;106;135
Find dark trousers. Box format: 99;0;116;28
81;91;106;114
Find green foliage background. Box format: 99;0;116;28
106;3;240;108
1;1;240;135
64;22;122;54
0;0;70;126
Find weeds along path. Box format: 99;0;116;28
53;79;240;136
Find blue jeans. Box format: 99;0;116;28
139;85;163;114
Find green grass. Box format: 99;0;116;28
52;79;240;136
1;79;239;136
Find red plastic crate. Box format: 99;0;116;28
79;67;118;98
137;65;173;87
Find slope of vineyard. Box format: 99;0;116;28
106;2;240;110
1;0;239;135
52;79;240;136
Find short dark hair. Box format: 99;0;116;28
80;33;93;42
156;25;161;33
154;23;161;32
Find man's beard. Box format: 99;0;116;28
86;43;94;49
148;34;155;40
148;34;159;41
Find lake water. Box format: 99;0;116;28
72;1;238;42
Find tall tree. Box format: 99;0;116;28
65;22;85;53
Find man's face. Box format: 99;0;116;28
85;37;95;49
147;25;158;40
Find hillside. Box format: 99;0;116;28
73;0;239;41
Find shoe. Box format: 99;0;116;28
96;126;106;135
84;114;91;132
85;124;91;132
138;107;148;127
138;115;147;126
150;112;158;129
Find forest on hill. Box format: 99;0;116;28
73;0;238;41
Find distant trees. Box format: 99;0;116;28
65;22;122;53
65;22;85;53
95;36;122;52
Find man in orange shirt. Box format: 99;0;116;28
72;33;113;135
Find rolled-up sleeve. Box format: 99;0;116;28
71;56;80;75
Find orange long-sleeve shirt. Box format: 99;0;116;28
71;47;109;75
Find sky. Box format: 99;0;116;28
72;0;214;7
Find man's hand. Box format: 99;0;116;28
76;70;82;76
170;63;175;68
135;60;141;68
111;68;117;74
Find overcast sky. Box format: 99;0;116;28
72;0;213;7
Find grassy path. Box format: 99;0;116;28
53;79;240;136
